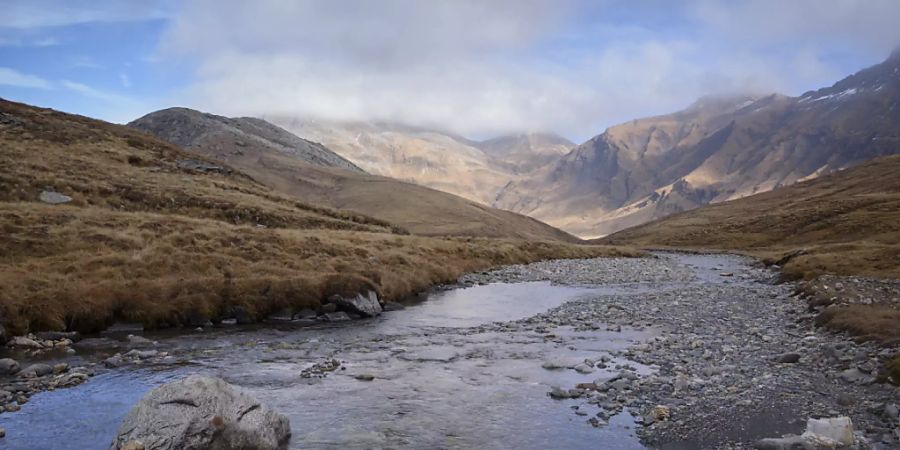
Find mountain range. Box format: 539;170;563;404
496;50;900;237
129;108;578;242
131;50;900;241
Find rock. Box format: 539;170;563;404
836;393;856;406
649;405;670;421
839;368;874;384
776;353;801;363
318;312;351;322
8;336;42;349
39;190;72;204
354;374;375;381
19;363;52;377
318;303;337;314
0;426;4;438
0;358;19;375
573;363;594;374
801;417;854;448
548;387;571;400
719;272;734;277
0;324;6;345
884;404;899;419
330;291;382;318
125;350;159;359
103;355;126;368
110;375;290;450
52;363;69;374
120;441;144;450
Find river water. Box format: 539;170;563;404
2;275;676;449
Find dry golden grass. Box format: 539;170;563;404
602;155;900;280
0;203;629;334
0;99;636;334
815;305;900;346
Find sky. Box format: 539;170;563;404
1;0;899;142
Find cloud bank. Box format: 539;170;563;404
158;0;900;140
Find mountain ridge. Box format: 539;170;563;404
495;52;900;238
129;108;581;242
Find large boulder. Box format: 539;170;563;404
329;291;383;318
110;375;290;450
0;358;19;376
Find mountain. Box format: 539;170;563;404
128;107;363;173
476;132;574;173
267;118;510;205
497;51;900;238
1;98;623;335
129;109;580;242
601;154;900;281
267;118;573;205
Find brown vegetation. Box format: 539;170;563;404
602;155;900;348
0;99;634;335
602;155;900;280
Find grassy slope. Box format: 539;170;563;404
601;155;900;347
601;154;900;280
0;99;636;335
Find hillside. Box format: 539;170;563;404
602;155;900;280
129;107;362;173
497;51;900;238
0;98;632;336
130;109;579;242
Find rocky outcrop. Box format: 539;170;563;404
110;375;290;450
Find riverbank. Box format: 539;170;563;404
1;253;897;449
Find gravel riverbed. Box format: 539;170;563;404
463;253;900;449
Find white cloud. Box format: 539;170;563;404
1;0;174;29
156;0;900;140
0;67;52;89
120;73;131;88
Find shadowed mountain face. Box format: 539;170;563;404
496;52;900;238
267;118;574;205
475;133;574;174
129;109;580;242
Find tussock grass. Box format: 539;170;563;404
0;99;637;335
0;203;630;334
816;305;900;345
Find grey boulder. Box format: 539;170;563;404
0;358;19;375
110;375;290;450
39;190;72;204
329;291;382;318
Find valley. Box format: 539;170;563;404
1;9;899;448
